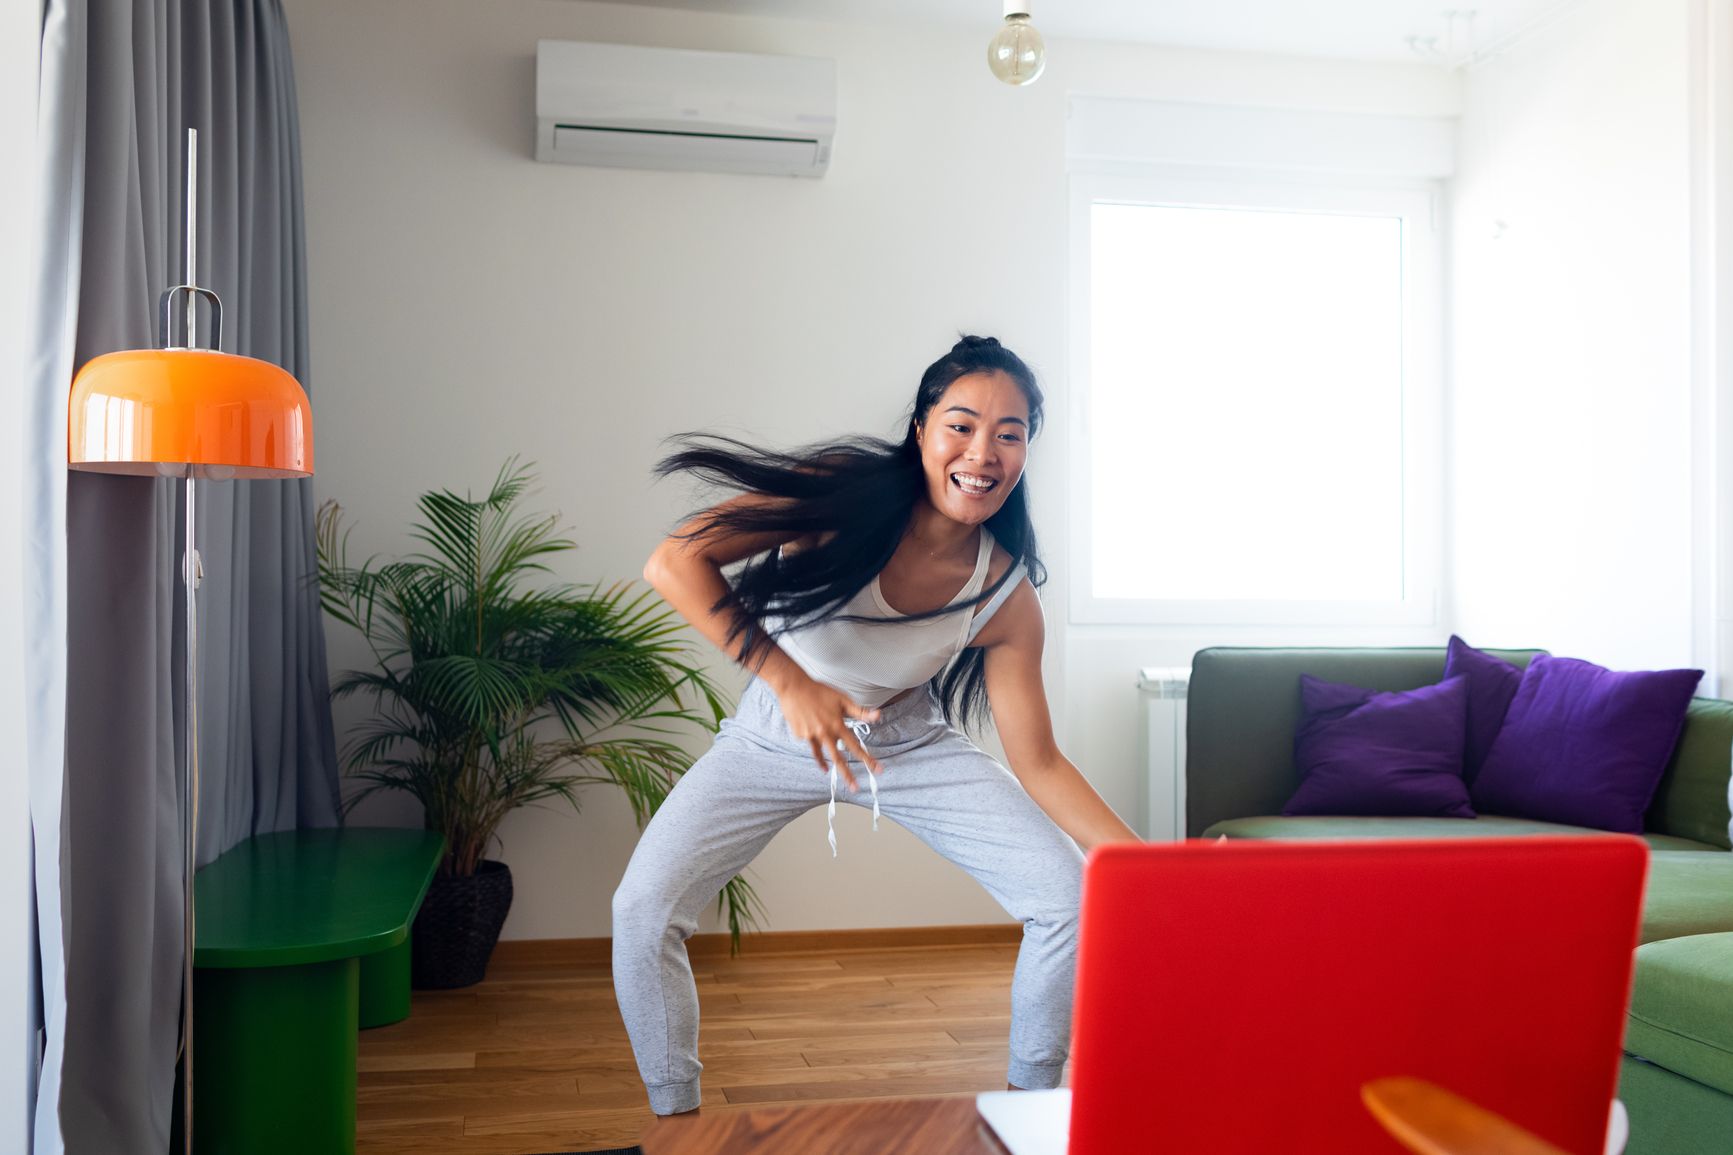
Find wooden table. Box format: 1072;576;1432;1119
642;1095;1010;1155
191;827;445;1155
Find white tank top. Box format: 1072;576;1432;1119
768;529;1027;708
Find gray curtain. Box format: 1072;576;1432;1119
34;1;342;1151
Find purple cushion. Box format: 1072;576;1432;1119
1285;674;1475;819
1471;655;1702;833
1443;636;1526;784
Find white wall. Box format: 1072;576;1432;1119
1450;0;1699;673
2;0;38;1145
1692;0;1733;694
284;0;1460;939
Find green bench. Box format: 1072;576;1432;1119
190;827;444;1155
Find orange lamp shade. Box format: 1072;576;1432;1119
68;348;313;479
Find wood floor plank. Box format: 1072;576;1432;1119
356;929;1039;1155
705;973;898;995
473;1030;818;1073
800;1042;999;1069
720;1071;1005;1105
922;989;1015;1012
718;992;940;1020
460;1104;657;1137
705;1054;1006;1091
356;1073;578;1105
774;1029;967;1058
359;1098;592;1130
355;1117;467;1136
356;1051;476;1074
691;957;848;978
887;971;1018;990
359;1067;578;1090
834;943;1016;963
748;1014;1009;1041
601;1055;817;1087
491;924;1021;969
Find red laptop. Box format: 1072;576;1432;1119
1059;837;1647;1154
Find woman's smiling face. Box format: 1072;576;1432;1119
915;370;1031;526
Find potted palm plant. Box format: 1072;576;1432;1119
316;461;758;988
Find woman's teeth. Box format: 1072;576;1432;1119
952;473;997;494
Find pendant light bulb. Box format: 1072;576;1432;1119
988;2;1045;86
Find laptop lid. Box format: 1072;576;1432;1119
1067;837;1647;1155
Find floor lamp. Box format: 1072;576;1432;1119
67;128;315;1154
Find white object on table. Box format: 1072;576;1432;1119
976;1089;1070;1155
1606;1098;1628;1154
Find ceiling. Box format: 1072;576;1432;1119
597;0;1571;63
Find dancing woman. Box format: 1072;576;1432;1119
612;336;1138;1115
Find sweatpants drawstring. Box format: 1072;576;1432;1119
826;719;879;858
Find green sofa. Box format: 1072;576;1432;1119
1185;647;1733;1155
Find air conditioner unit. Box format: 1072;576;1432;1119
535;39;836;178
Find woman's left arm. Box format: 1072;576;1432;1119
977;582;1140;852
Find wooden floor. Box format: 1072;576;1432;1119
356;936;1025;1155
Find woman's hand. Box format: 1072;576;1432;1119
639;498;884;789
769;672;883;791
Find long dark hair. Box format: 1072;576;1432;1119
655;335;1048;729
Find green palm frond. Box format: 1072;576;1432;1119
316;464;755;945
719;875;767;954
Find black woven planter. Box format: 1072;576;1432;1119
412;859;513;989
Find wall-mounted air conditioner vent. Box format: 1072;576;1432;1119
535;40;836;178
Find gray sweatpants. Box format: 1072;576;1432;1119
610;677;1085;1115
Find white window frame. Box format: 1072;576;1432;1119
1067;169;1445;628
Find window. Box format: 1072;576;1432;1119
1069;173;1442;626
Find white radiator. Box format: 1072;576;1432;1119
1137;666;1191;842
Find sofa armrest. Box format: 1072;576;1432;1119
1649;698;1733;850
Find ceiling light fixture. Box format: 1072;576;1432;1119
1405;9;1479;70
1442;9;1478;69
988;1;1045;86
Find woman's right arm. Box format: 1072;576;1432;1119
643;495;882;787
